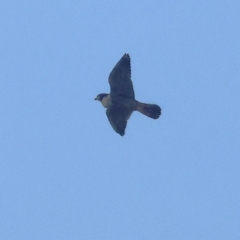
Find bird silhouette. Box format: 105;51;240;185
95;53;161;136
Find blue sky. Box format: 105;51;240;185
1;1;240;239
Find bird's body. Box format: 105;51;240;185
95;54;161;136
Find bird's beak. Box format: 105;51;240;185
94;97;97;100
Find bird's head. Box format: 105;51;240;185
95;93;111;108
94;93;108;102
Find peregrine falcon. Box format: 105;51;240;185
95;53;161;136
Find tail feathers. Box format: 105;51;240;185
136;102;161;119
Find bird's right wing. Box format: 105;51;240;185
106;106;132;136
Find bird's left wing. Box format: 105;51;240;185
108;54;135;100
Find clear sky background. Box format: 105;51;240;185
1;1;240;239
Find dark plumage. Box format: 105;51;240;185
95;54;161;136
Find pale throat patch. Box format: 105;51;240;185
101;94;112;108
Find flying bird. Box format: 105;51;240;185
95;53;161;136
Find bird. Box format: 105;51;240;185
95;53;161;136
